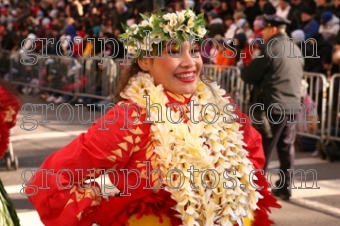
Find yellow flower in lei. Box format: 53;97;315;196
120;72;263;226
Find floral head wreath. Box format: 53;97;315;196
119;8;208;60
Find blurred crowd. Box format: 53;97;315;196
200;0;340;78
0;0;340;104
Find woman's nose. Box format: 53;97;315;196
180;51;196;67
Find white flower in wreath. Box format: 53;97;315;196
141;36;153;52
163;12;176;21
195;26;207;38
163;13;178;27
169;31;177;39
185;10;195;18
126;45;138;55
163;24;173;34
187;17;195;28
178;24;191;33
169;19;177;27
150;15;155;23
140;20;153;29
176;11;185;24
131;24;139;35
150;33;163;44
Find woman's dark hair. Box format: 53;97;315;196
114;62;142;102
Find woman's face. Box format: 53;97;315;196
141;41;202;95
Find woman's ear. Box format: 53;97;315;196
137;58;150;72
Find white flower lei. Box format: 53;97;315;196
120;72;263;226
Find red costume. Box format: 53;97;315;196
25;91;280;226
0;85;21;159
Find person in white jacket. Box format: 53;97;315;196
319;11;340;45
224;15;238;42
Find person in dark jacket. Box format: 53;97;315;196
241;14;304;200
206;10;224;38
243;0;263;29
315;0;332;22
299;5;320;39
331;0;340;19
286;0;310;35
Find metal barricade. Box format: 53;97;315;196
327;74;340;143
9;52;82;101
236;78;253;114
296;72;329;143
201;65;254;113
77;57;117;103
202;64;240;98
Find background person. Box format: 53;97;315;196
241;13;304;201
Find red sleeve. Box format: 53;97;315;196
25;101;146;226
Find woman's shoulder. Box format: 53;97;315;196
92;99;150;133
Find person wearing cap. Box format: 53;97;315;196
315;0;332;22
299;5;320;39
253;16;265;40
291;29;317;72
206;10;224;38
235;18;254;42
241;13;304;200
319;11;340;45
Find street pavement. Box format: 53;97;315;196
1;95;339;226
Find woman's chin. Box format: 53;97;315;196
173;84;197;95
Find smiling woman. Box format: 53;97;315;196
25;8;280;226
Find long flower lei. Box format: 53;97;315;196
120;72;263;226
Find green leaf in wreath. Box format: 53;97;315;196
118;33;130;39
139;13;150;21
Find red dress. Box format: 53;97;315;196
0;86;21;158
25;91;280;226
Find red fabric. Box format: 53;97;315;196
252;171;282;226
77;30;86;38
73;43;84;59
26;92;280;226
241;45;253;66
62;76;87;91
0;86;21;158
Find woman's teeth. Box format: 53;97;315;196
175;73;195;79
